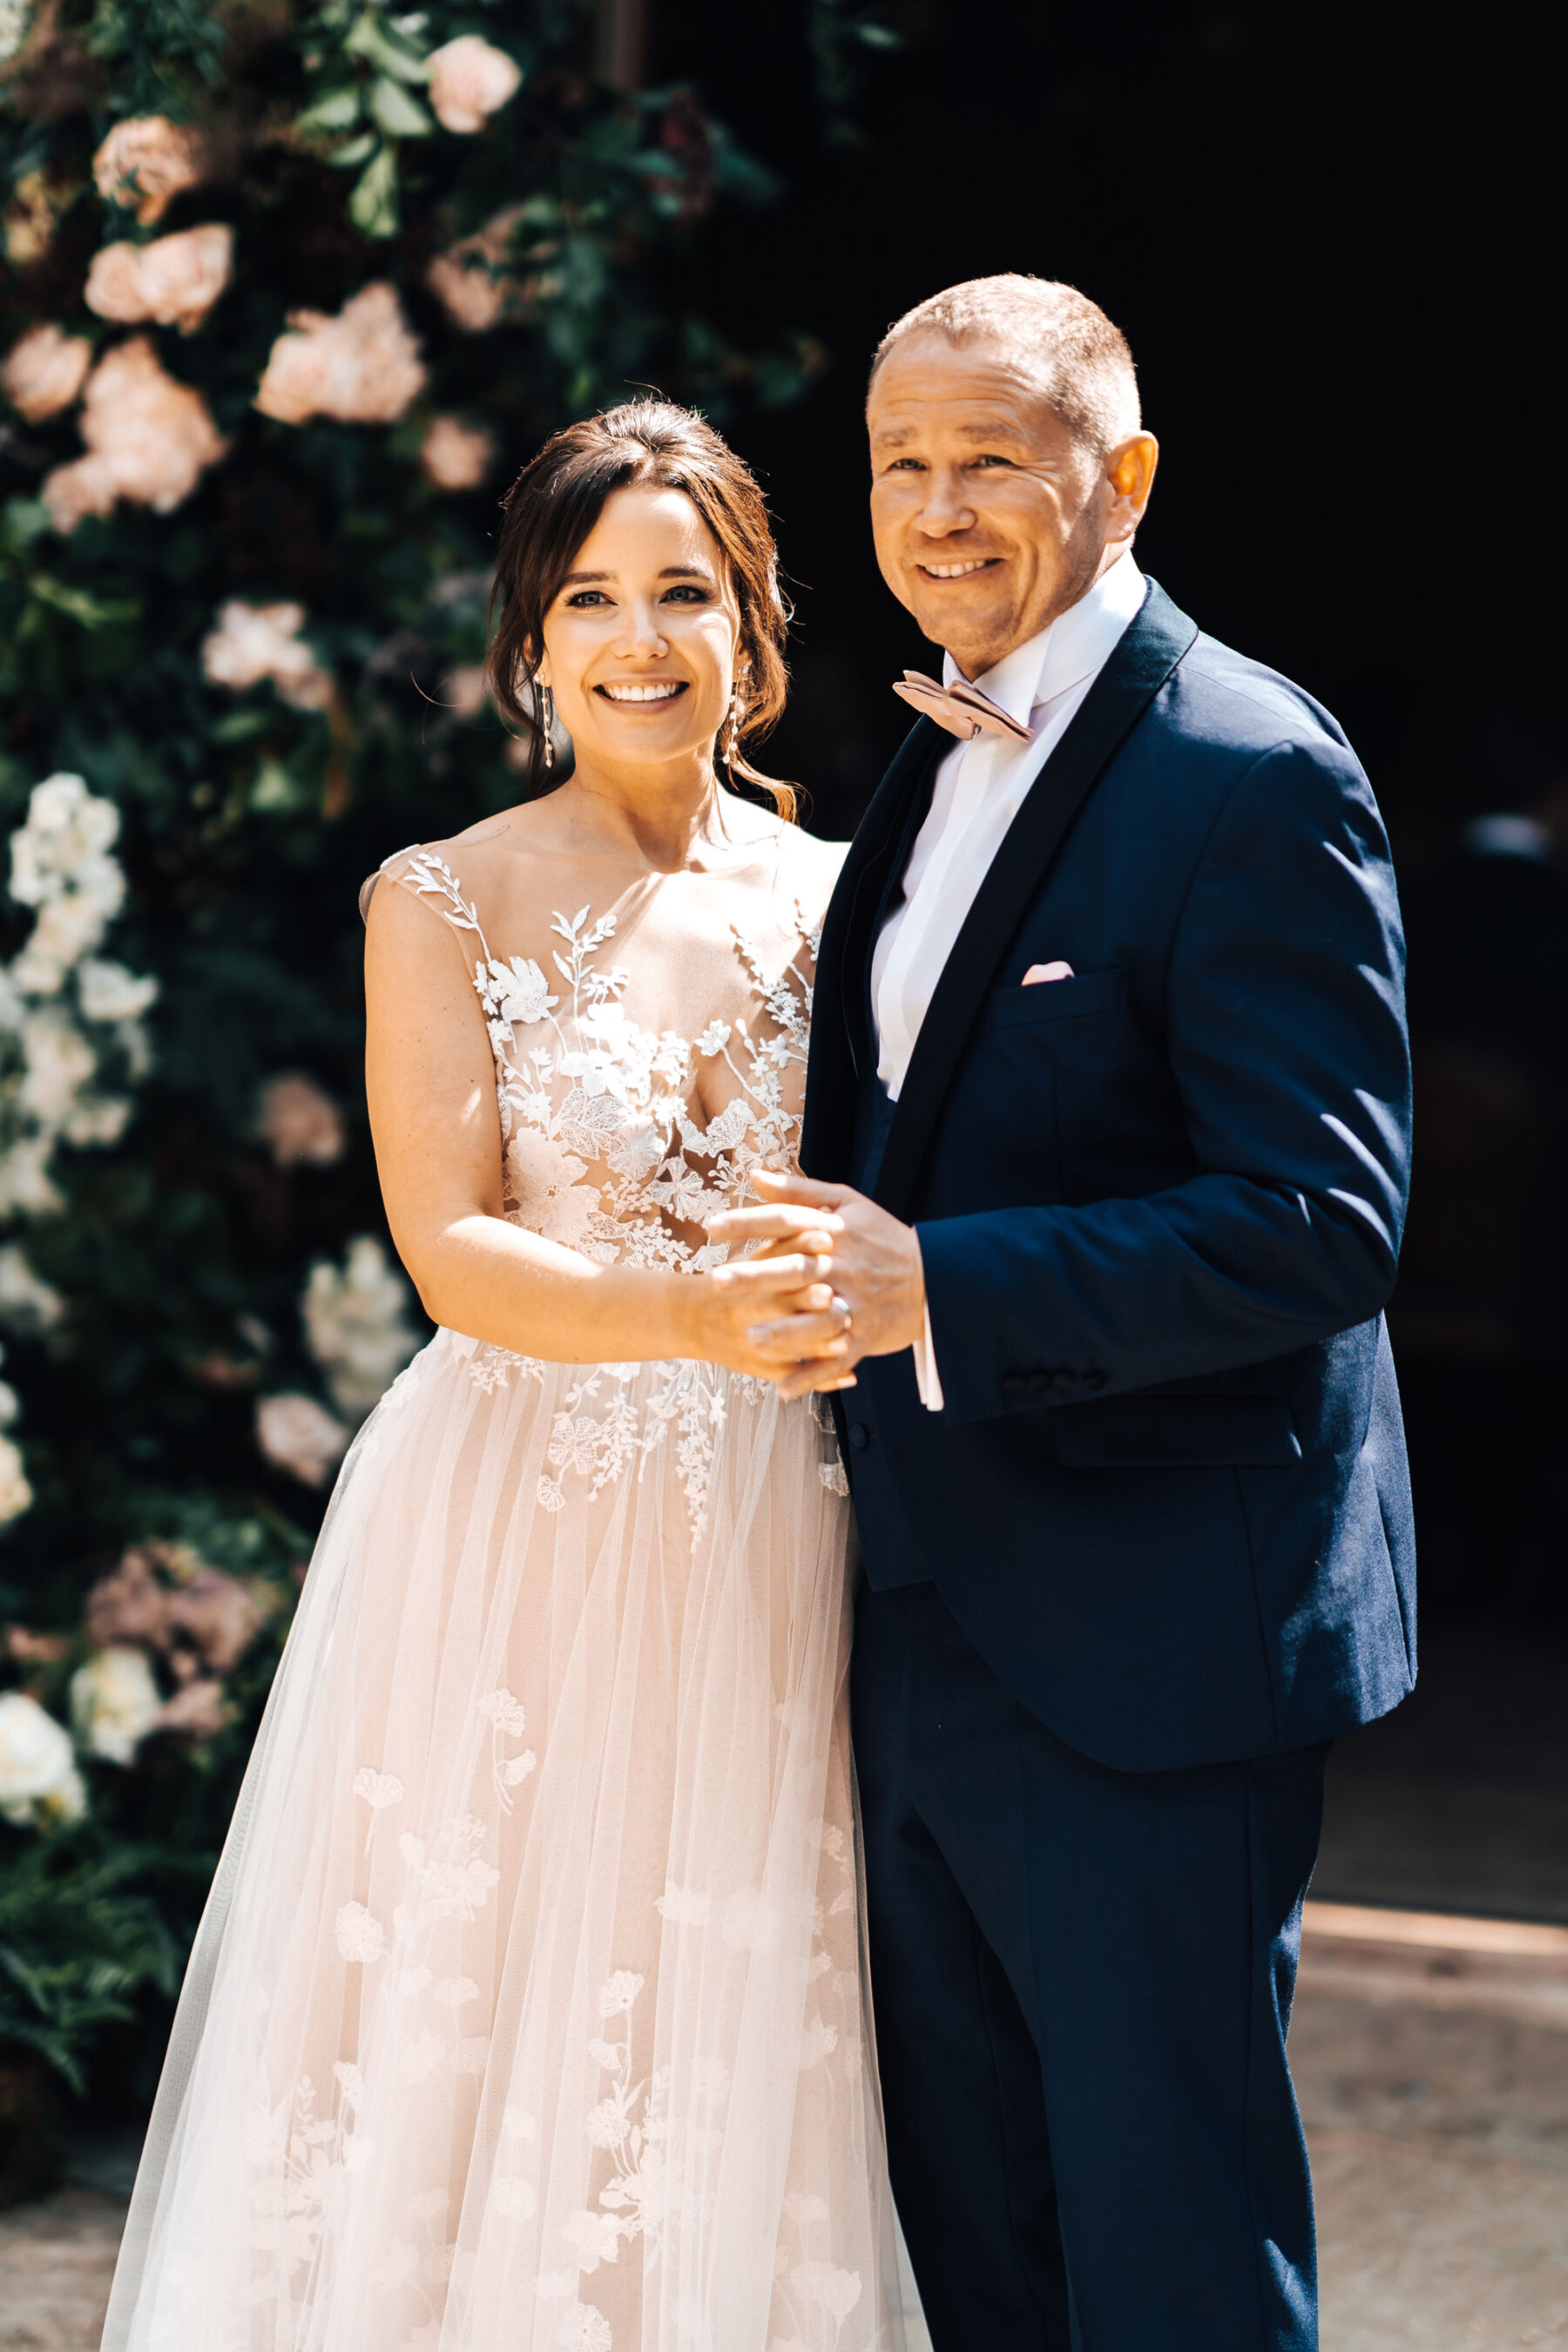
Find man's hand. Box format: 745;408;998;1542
707;1169;926;1401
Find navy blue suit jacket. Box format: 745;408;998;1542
801;581;1416;1773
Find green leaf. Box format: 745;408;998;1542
348;142;400;237
343;13;429;81
295;84;363;132
368;75;433;137
30;576;144;630
858;21;902;43
328;131;379;167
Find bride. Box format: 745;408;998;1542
104;400;906;2352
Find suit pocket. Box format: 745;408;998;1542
1053;1397;1303;1467
987;966;1125;1029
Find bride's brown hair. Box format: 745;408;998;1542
486;398;795;818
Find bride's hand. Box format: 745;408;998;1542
694;1251;857;1387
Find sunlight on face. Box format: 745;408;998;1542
540;483;741;780
867;335;1112;678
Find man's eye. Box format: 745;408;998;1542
970;455;1011;469
889;457;925;472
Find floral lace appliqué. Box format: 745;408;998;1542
390;851;843;1536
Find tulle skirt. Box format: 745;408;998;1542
103;1328;904;2352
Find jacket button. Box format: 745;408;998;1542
1049;1369;1077;1396
1083;1370;1106;1392
848;1423;869;1450
1002;1373;1025;1398
1028;1370;1051;1396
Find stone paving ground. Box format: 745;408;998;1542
3;1905;1566;2351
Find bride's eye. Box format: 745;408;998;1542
662;585;710;604
565;590;611;608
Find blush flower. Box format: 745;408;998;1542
42;336;226;532
255;1391;352;1487
256;1071;346;1166
254;282;425;427
92;116;204;224
1;324;91;422
85;224;233;335
425;206;525;334
201;600;332;713
427;36;523;133
420;414;497;490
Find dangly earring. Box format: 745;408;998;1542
723;684;744;768
537;678;555;771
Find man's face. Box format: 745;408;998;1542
867;335;1154;679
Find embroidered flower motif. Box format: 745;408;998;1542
598;1970;644;2017
385;856;829;1536
335;1901;386;1963
558;2308;612;2352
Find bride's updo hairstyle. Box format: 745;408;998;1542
487;398;794;817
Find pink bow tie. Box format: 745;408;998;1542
891;669;1034;744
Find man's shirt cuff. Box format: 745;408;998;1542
913;1301;945;1413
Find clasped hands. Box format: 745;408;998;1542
700;1168;927;1401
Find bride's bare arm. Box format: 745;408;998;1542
364;878;848;1377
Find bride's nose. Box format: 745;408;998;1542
613;598;669;659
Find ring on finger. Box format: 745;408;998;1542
831;1293;853;1337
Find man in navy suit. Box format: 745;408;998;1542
713;275;1414;2348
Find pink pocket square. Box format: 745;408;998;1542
1023;962;1074;984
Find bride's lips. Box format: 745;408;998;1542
592;679;690;705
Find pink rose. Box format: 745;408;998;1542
254;281;426;427
152;1678;233;1740
1;324;92;423
165;1567;269;1675
256;1072;346;1167
255;1392;351;1487
84;224;233;335
42;335;226;532
427;36;523;134
92;117;204;226
420;414;497;490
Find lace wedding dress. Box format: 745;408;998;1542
104;841;904;2352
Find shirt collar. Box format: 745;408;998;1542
941;551;1146;726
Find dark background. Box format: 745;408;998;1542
658;0;1568;1916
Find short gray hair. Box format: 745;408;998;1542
870;274;1141;455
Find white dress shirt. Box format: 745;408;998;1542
871;552;1146;1408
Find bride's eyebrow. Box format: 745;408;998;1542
560;568;613;585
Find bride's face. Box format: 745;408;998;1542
538;483;741;774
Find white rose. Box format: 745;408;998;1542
0;1691;86;1827
427;36;522;134
77;957;159;1024
70;1645;163;1766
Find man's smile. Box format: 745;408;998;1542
916;558;1002;579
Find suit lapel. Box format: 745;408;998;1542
872;580;1200;1221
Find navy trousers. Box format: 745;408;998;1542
852;1580;1327;2351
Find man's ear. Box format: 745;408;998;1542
1105;433;1159;541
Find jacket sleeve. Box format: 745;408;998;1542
916;736;1412;1429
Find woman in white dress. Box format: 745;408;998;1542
104;401;905;2352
